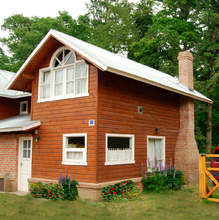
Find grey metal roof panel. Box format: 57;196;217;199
8;29;212;104
0;114;40;132
0;69;31;98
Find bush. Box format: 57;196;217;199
142;168;185;192
101;180;140;201
59;172;78;200
30;182;64;200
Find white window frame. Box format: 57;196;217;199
62;133;87;166
147;136;165;171
105;133;135;165
20;101;28;115
38;47;89;103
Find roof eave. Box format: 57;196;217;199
0;93;32;99
106;67;213;104
8;30;107;91
0;121;41;133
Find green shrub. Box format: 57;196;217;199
59;172;78;200
61;177;78;200
101;180;140;201
142;168;185;192
30;182;64;200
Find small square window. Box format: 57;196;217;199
20;101;28;115
62;133;87;166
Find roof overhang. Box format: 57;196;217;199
8;29;213;104
107;67;213;104
0;121;40;133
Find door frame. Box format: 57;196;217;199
146;135;166;170
18;136;33;191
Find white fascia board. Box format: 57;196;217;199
50;31;107;71
8;31;54;90
0;121;41;133
0;93;32;99
8;30;107;90
106;67;213;104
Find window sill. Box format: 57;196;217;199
62;161;88;166
37;93;89;103
104;161;135;166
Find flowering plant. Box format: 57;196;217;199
101;180;139;201
30;182;64;200
59;171;78;200
142;168;185;192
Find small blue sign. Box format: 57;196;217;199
89;119;95;126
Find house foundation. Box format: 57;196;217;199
29;177;143;200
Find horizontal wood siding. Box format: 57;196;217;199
97;71;180;182
0;97;31;120
31;43;98;183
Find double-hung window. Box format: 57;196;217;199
38;47;89;102
147;136;165;171
105;134;135;165
62;133;87;166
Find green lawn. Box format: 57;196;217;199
0;188;219;220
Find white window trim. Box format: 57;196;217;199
62;133;87;166
37;47;89;103
147;135;166;171
105;133;135;166
50;46;76;68
20;100;28;115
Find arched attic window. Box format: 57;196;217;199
52;48;76;68
38;47;89;102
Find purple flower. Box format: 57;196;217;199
69;176;71;189
163;164;168;176
58;171;63;184
173;169;176;178
65;168;68;182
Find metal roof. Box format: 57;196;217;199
0;69;31;98
0;114;40;132
8;29;212;104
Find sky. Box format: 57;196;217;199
0;0;138;38
0;0;89;38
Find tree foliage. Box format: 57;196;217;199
0;0;218;150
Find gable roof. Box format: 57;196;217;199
0;69;31;98
8;29;212;104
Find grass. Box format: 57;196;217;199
0;188;219;220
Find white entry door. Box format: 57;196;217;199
18;137;32;192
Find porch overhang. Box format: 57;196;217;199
0;115;40;133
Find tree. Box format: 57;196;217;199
87;0;136;53
0;12;91;72
195;0;219;152
129;0;200;76
0;47;10;70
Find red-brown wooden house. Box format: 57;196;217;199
0;30;212;199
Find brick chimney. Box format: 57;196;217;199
178;50;194;90
175;51;199;184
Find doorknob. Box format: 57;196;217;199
20;162;23;166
